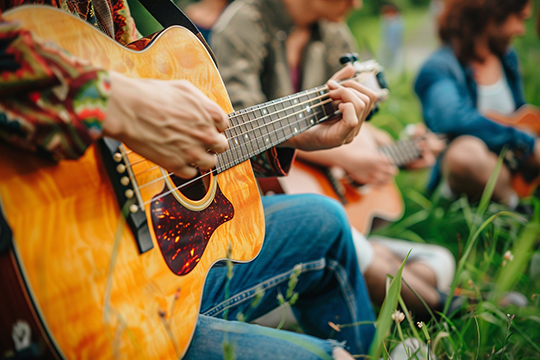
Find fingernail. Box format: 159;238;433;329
327;80;340;88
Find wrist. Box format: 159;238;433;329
102;72;136;141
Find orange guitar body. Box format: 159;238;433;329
280;160;403;235
0;6;264;360
488;106;540;198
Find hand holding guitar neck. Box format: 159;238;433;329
103;71;230;178
280;65;378;151
404;123;447;170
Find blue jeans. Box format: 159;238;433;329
183;194;376;359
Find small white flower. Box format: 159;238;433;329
391;310;405;323
504;251;514;261
417;321;423;329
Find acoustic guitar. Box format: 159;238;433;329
0;6;387;359
487;106;540;198
278;136;430;234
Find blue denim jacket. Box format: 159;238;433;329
414;46;536;190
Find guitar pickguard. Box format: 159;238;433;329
150;182;234;276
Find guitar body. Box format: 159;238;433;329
488;106;540;198
0;6;264;359
280;160;403;235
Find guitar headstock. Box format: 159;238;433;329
340;54;389;103
339;54;389;122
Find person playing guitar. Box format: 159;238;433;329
415;0;540;207
0;1;381;359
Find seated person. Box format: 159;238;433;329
414;0;540;207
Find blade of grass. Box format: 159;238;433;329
476;148;506;217
443;211;523;315
491;217;540;298
369;251;411;359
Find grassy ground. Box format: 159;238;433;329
346;5;540;359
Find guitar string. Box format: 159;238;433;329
122;73;371;160
225;96;332;139
128;72;376;172
384;141;414;166
136;97;333;192
122;72;376;206
224;72;371;128
380;139;422;166
125;94;331;171
135;114;422;201
226;86;331;128
133;94;334;186
122;90;332;162
141;109;340;206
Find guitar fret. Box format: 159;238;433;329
382;145;401;166
378;139;423;168
402;140;420;164
240;111;254;155
268;101;284;143
256;105;267;149
391;144;407;166
395;144;410;166
245;108;259;153
216;86;335;173
263;104;279;146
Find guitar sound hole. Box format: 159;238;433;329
169;171;210;201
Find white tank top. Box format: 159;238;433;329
477;74;515;116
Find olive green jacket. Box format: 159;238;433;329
211;0;359;109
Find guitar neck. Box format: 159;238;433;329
216;70;385;173
215;85;334;173
378;138;422;167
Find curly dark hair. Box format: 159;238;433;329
438;0;530;64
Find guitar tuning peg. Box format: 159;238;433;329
339;53;356;65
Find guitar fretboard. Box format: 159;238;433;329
215;85;335;173
379;139;422;167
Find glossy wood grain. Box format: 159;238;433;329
1;6;264;359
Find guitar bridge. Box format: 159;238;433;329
98;138;154;254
